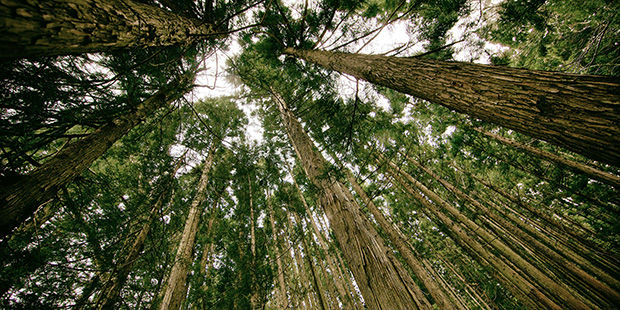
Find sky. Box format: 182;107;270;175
188;0;507;143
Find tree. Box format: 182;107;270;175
273;90;432;310
0;0;224;59
0;70;195;239
282;47;620;166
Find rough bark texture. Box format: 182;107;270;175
0;0;223;59
158;143;216;310
273;91;430;310
283;48;620;166
381;155;598;310
289;165;363;310
95;156;184;310
0;77;190;239
404;153;620;308
475;129;620;188
334;157;453;310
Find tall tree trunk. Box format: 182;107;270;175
268;192;289;309
331;154;457;310
287;161;362;310
292;212;329;310
379;154;594;310
402;153;620;307
0;0;223;59
283;48;620;166
158;142;216;310
0;74;193;239
273;90;431;310
474;128;620;189
383;160;554;309
94;154;185;310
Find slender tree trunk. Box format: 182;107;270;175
94;155;185;310
283;48;620;166
0;0;223;59
475;128;620;188
293;212;329;310
268;192;289;309
403;152;620;307
158;142;216;310
273;90;431;310
380;154;595;310
383;161;553;309
331;154;456;310
249;176;260;310
0;74;193;239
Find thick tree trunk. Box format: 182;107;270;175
332;154;456;310
273;91;431;310
287;161;363;310
0;76;192;239
0;0;223;59
475;129;620;188
94;155;184;310
158;142;216;310
283;48;620;166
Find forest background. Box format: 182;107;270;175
1;0;619;309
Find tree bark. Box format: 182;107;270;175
273;90;431;310
331;154;457;310
0;0;223;59
403;153;620;307
94;154;185;310
283;48;620;166
383;160;554;309
380;154;594;310
268;193;289;309
158;142;216;310
0;74;192;239
475;128;620;189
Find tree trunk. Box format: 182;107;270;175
273;90;431;310
331;154;456;310
380;154;595;310
268;192;289;309
403;152;620;307
383;161;554;309
0;75;193;239
286;161;362;310
475;128;620;189
158;142;216;310
0;0;223;59
283;48;620;166
94;155;185;310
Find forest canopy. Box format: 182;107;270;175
1;0;619;309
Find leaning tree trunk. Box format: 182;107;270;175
0;0;223;59
403;153;620;308
0;74;193;239
283;48;620;166
273;90;432;310
474;128;620;189
95;154;185;310
158;142;216;310
331;154;459;310
379;154;594;310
